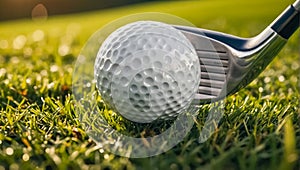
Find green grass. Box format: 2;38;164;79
0;0;299;169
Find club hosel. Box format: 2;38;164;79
293;0;300;11
270;3;300;39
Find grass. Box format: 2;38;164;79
0;0;299;169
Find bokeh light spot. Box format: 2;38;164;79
13;35;27;50
22;154;30;161
32;30;45;42
6;147;14;155
0;40;8;49
31;3;48;21
58;45;70;56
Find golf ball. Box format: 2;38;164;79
94;21;200;123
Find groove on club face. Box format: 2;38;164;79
177;28;232;104
198;50;229;98
176;25;288;105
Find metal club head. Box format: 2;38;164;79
174;0;300;104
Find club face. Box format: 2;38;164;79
177;28;230;104
175;26;287;104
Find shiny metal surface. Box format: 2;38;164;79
175;26;286;104
173;0;298;104
293;0;300;10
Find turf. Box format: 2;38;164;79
0;0;299;169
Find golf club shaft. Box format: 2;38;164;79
270;0;300;39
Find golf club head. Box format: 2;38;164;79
175;1;300;104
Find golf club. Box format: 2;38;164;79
175;0;300;104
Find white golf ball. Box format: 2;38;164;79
94;21;200;123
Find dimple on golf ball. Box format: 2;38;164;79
94;21;200;123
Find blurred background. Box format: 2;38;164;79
0;0;156;21
0;0;294;59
